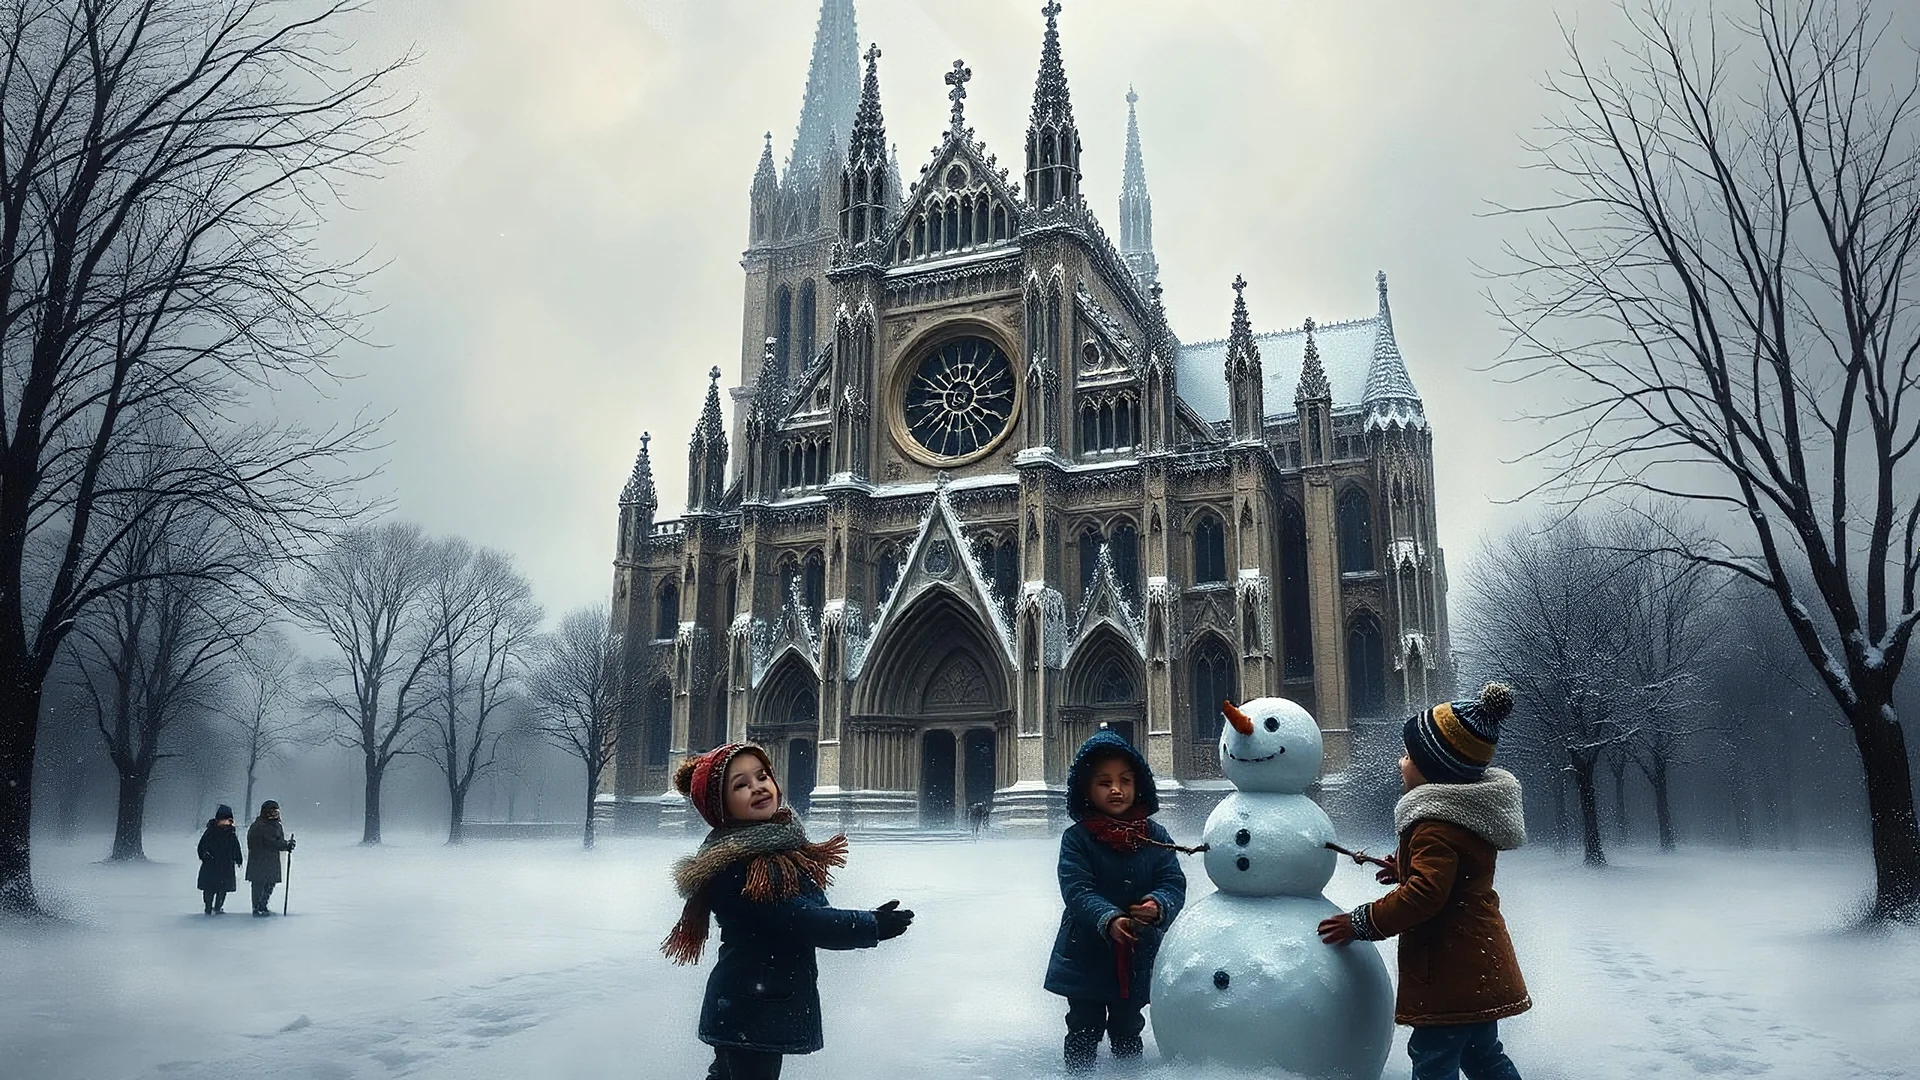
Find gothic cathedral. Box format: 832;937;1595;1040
608;1;1448;830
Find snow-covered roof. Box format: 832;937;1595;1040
1176;316;1385;423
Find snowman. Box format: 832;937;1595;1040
1149;696;1394;1079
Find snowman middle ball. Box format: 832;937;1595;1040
1202;793;1338;896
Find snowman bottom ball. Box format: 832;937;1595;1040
1150;891;1394;1080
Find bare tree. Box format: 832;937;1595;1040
1498;0;1920;916
71;502;262;861
526;606;631;850
1608;513;1730;851
420;541;541;844
0;0;404;911
222;630;306;818
1459;516;1642;865
292;523;440;845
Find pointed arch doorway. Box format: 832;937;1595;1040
855;586;1012;828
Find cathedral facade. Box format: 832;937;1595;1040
607;0;1448;830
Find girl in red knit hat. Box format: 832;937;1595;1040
662;742;914;1080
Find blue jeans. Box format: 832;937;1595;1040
1408;1021;1523;1080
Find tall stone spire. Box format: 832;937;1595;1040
1362;271;1423;429
1225;275;1265;442
688;367;729;512
621;432;657;517
748;132;778;246
1297;317;1333;463
788;0;861;183
1119;87;1157;287
841;43;891;249
618;432;657;559
1025;1;1082;211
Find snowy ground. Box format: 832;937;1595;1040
6;831;1919;1080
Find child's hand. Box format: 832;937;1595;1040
1317;914;1356;946
1375;855;1399;885
1127;899;1161;925
873;899;915;940
1108;916;1138;946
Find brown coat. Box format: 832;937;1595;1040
1364;818;1530;1026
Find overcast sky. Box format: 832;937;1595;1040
321;0;1645;621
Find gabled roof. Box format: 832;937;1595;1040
1176;315;1390;423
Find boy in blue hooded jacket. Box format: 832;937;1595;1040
1044;728;1187;1071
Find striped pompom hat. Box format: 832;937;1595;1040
1403;682;1514;784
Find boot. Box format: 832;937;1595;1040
1064;1031;1100;1073
1110;1035;1144;1060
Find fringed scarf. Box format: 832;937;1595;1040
660;808;849;966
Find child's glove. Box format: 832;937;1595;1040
1317;913;1356;946
874;899;915;940
1374;854;1398;885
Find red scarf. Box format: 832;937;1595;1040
1081;807;1154;853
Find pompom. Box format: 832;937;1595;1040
673;757;699;796
1478;681;1514;723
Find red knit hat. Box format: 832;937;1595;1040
674;743;776;829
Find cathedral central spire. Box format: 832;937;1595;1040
788;0;861;182
1119;86;1158;287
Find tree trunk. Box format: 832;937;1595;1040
55;761;86;842
582;771;597;851
1573;759;1606;866
1553;766;1570;857
0;674;45;913
447;785;466;845
1651;757;1677;852
1850;701;1920;918
109;768;150;861
244;768;256;824
362;758;384;845
1612;761;1629;843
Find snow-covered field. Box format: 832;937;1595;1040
6;831;1918;1080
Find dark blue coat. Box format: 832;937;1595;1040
1043;731;1188;1004
195;822;241;892
698;859;880;1054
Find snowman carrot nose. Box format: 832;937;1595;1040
1222;700;1254;736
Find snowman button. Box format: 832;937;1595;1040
1213;969;1231;990
1235;828;1250;846
1235;855;1250;871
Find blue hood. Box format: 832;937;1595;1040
1066;729;1160;822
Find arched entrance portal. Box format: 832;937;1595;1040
855;586;1012;828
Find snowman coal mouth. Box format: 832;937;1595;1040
1225;748;1283;763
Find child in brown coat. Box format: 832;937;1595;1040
1319;683;1529;1080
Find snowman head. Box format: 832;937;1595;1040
1218;697;1323;793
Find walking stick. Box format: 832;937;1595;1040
282;842;293;916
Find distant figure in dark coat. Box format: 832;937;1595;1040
195;805;242;914
1044;728;1188;1071
661;742;914;1080
245;800;295;916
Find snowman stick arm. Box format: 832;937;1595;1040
1325;841;1394;870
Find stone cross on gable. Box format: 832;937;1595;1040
709;365;722;385
1232;273;1247;297
865;43;881;68
946;59;972;131
1043;0;1062;22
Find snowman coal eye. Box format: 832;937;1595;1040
1264;717;1279;731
